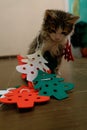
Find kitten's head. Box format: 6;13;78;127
42;10;79;42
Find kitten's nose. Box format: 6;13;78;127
55;34;61;40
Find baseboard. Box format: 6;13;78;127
0;55;17;59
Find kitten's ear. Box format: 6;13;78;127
68;15;80;24
44;9;56;19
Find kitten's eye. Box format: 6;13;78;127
49;29;56;33
62;32;68;35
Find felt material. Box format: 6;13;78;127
0;85;50;108
34;70;74;100
16;50;51;81
43;41;74;73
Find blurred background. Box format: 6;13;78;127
0;0;87;58
0;0;67;56
68;0;87;58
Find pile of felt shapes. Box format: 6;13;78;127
0;50;74;109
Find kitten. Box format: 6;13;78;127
28;9;79;74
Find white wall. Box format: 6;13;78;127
0;0;68;56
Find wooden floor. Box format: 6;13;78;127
0;57;87;130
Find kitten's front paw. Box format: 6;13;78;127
55;68;62;77
56;71;62;78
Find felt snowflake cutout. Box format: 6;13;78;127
16;50;51;81
0;85;50;108
34;70;74;100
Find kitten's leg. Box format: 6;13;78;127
55;57;62;77
55;45;64;76
55;66;62;77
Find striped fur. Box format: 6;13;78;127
28;10;79;74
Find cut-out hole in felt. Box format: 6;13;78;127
37;97;41;99
18;96;22;98
30;64;33;66
32;58;35;60
37;68;40;70
28;94;32;96
43;92;47;95
39;87;42;90
53;89;58;92
8;98;12;101
31;71;34;74
39;61;42;64
53;83;58;86
24;99;29;101
37;54;40;57
45;84;49;87
23;67;26;70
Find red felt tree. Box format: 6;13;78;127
63;40;74;61
0;85;50;108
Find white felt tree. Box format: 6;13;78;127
16;50;50;82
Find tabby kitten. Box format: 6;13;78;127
28;10;79;74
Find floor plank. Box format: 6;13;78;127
0;57;87;130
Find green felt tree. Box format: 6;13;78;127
34;70;74;100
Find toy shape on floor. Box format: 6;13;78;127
0;85;50;108
63;40;74;61
34;70;74;100
21;50;51;73
16;50;51;81
16;50;74;100
0;47;75;110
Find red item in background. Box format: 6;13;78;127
63;41;74;61
81;48;87;57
